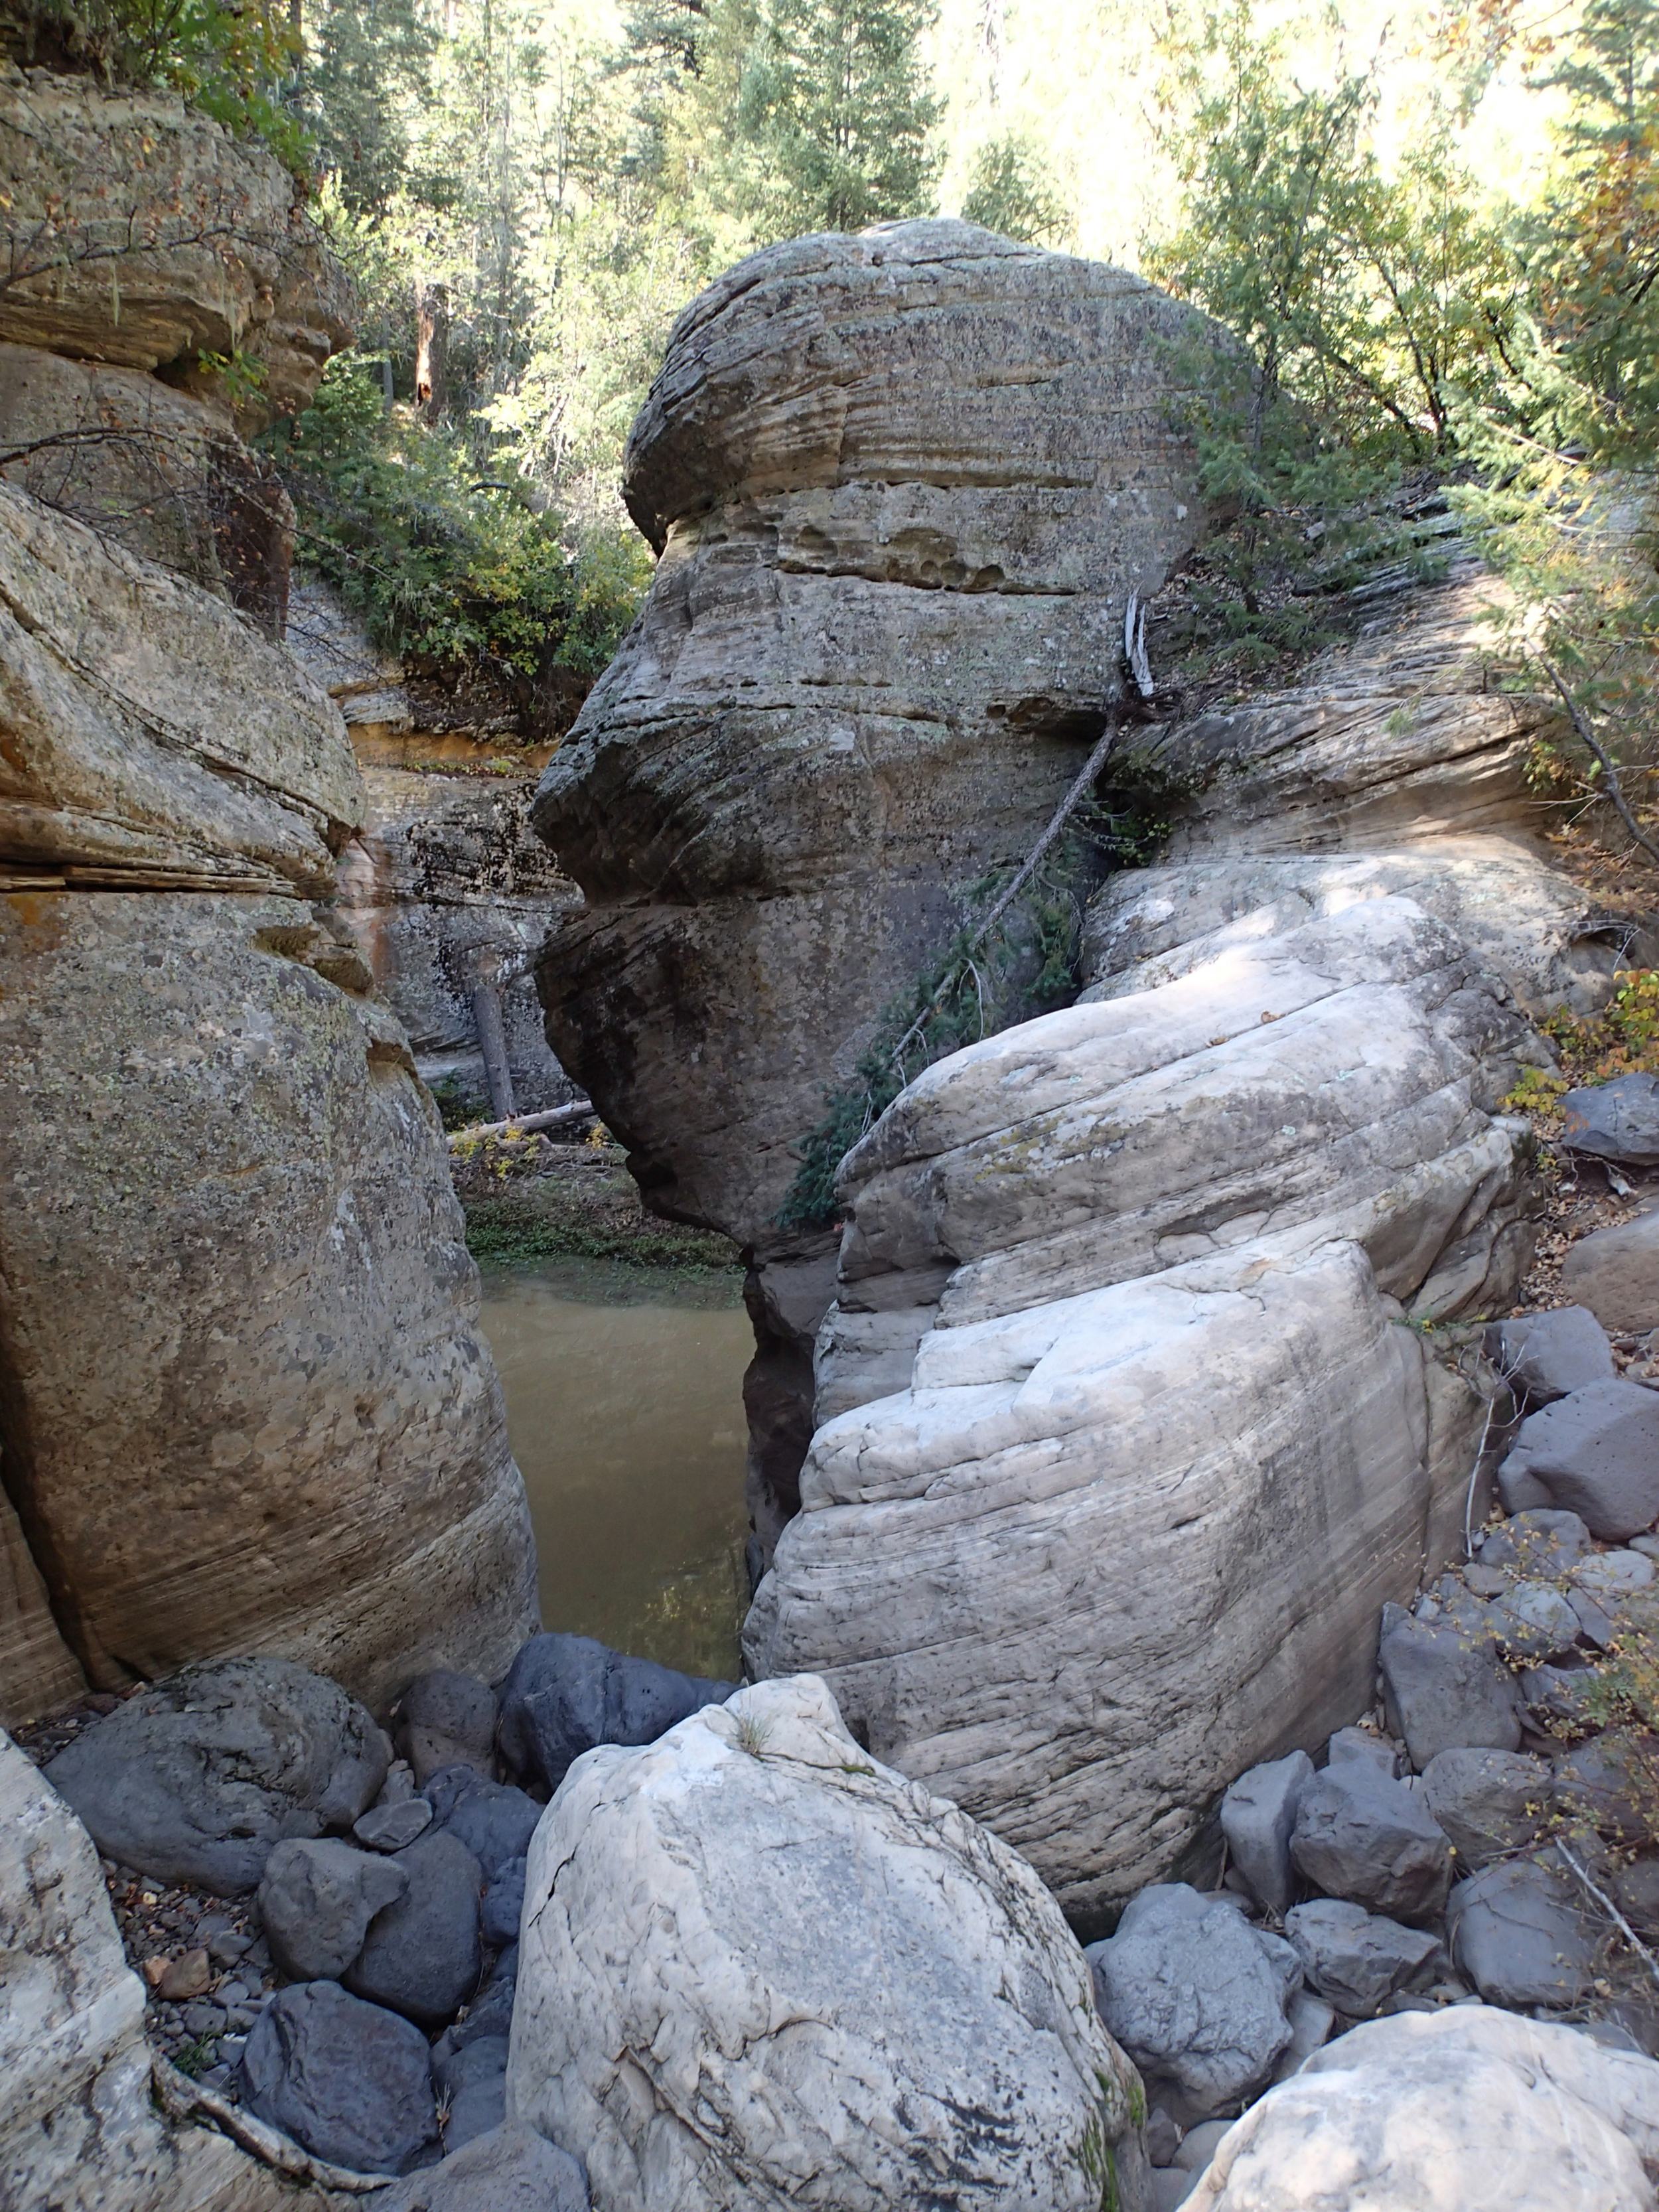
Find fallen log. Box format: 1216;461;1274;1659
447;1098;595;1145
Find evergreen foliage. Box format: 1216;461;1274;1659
265;353;649;690
960;131;1071;244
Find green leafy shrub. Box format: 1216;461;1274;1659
265;355;649;695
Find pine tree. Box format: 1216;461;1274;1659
307;0;435;218
731;0;942;236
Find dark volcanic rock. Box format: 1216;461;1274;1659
44;1658;389;1895
393;1669;498;1787
344;1828;483;2025
1496;1380;1659;1540
238;1980;439;2174
424;1766;541;1882
1290;1761;1454;1925
257;1836;408;1981
496;1633;735;1793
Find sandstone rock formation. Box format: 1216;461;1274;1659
0;871;536;1706
0;69;352;430
1085;561;1653;1017
0;343;295;625
530;218;1208;1538
0;76;537;1722
507;1673;1151;2212
289;582;583;1120
0;1729;337;2211
1187;2007;1659;2211
743;553;1610;1916
0;482;355;891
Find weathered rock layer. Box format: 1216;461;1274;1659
0;77;537;1724
532;218;1208;1532
745;557;1621;1917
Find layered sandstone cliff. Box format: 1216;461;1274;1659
0;77;537;1723
532;218;1210;1538
745;557;1629;1919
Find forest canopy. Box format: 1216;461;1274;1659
12;0;1656;815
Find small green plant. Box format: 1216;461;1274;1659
169;2035;217;2079
733;1711;772;1759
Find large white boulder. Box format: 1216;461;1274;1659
506;1674;1151;2212
1187;2006;1659;2211
748;893;1534;1916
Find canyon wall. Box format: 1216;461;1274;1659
532;218;1210;1542
287;583;585;1123
747;557;1629;1919
0;71;538;1723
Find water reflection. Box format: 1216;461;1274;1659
478;1256;752;1680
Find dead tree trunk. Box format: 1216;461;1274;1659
470;979;518;1124
415;283;449;422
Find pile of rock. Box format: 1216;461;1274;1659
1086;1271;1659;2205
21;1633;735;2185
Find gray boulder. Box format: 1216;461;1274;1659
1326;1729;1400;1777
433;2030;508;2151
1290;1761;1454;1924
1086;1883;1295;2122
1479;1509;1591;1572
1447;1858;1599;2007
1420;1747;1553;1868
1561;1549;1658;1647
481;1853;526;1949
1561;1209;1659;1333
238;1979;439;2174
1555;1731;1651;1845
1496;1380;1659;1540
1220;1750;1315;1917
256;1836;408;1982
424;1767;541;1883
1561;1074;1659;1165
376;2125;589;2212
1274;1989;1336;2082
1377;1615;1522;1769
496;1632;736;1793
1282;1899;1439;2016
355;1799;435;1852
1488;1579;1582;1664
1484;1308;1616;1405
449;1943;516;2049
345;1828;483;2025
394;1670;498;1787
44;1657;389;1894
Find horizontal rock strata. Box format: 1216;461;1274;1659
0;888;536;1704
0;69;352;430
532;216;1208;1535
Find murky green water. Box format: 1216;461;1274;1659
478;1256;752;1681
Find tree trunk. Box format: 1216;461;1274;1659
415;282;449;422
470;980;518;1124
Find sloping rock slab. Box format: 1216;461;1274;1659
749;1240;1441;1921
0;484;359;892
0;891;537;1707
507;1674;1149;2212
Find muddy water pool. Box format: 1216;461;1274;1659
478;1256;753;1680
